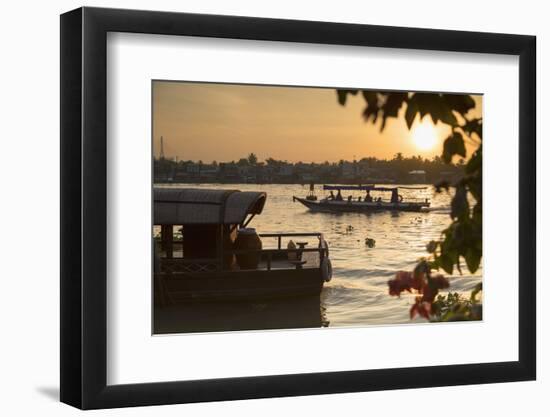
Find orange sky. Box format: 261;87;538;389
152;81;482;163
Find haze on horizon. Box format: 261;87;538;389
152;81;482;164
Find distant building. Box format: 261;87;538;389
199;164;219;181
408;170;427;183
277;165;294;177
186;162;201;175
219;163;242;182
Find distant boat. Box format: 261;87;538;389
293;184;430;213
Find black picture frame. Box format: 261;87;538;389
60;6;536;410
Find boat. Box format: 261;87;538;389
293;184;430;213
154;187;332;305
305;182;318;201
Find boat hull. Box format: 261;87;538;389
293;196;429;213
155;268;324;303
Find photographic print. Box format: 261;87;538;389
152;81;483;334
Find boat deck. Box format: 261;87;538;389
258;251;321;270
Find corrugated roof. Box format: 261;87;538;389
154;187;266;225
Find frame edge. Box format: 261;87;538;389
60;7;84;409
62;6;537;409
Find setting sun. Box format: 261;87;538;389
411;120;438;151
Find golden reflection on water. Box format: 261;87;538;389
155;183;482;332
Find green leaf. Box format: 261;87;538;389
470;283;483;301
465;248;482;273
438;253;454;275
465;145;482;174
451;185;469;219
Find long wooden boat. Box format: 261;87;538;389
154;187;332;305
293;185;430;213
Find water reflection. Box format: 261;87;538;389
154;296;328;334
154;183;482;330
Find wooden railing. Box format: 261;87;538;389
157;232;328;273
258;232;323;251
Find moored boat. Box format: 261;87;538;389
154;187;332;304
293;184;430;213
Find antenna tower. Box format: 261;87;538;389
159;136;165;160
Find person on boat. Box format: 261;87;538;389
365;190;373;203
328;191;335;200
357;196;362;202
391;188;399;204
347;195;353;203
335;190;343;201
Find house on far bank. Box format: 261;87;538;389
199;163;220;181
274;164;294;182
218;163;242;182
408;170;427;183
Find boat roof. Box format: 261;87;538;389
154;187;266;225
322;184;427;191
323;184;376;191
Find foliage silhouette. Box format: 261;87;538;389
337;90;482;321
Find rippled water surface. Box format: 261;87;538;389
155;183;482;330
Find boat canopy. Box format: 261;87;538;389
323;185;375;191
322;184;428;192
154;188;266;225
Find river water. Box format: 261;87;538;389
154;183;482;333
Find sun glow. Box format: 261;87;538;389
411;121;438;151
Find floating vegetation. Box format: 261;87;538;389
365;238;376;248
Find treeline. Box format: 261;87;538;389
154;152;465;184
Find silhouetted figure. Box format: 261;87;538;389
347;195;352;202
391;189;399;204
336;190;343;201
365;190;373;202
329;191;335;200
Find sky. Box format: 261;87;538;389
152;81;482;163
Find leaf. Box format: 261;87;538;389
438;253;454;275
465;145;482;174
362;91;378;106
410;93;457;127
437;107;458;127
470;282;483;301
462;117;483;140
442;132;466;164
361;91;381;125
435;180;450;193
405;97;419;129
380;93;408;131
336;89;358;106
451;185;469;219
443;94;476;116
465;248;482;273
383;93;407;118
426;240;438;253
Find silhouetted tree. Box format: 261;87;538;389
247;153;258;165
